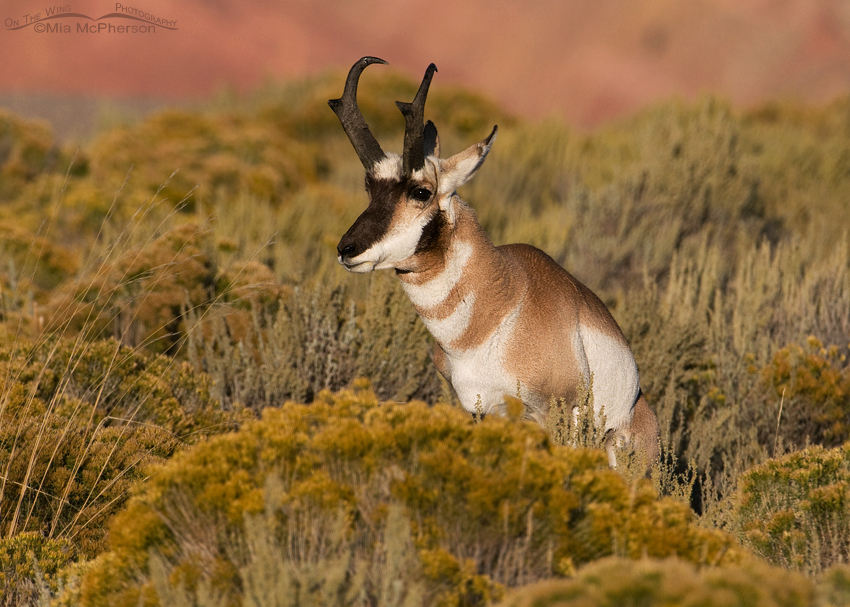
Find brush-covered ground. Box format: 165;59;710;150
1;67;850;606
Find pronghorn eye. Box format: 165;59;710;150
410;187;432;202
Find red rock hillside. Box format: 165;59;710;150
1;0;849;125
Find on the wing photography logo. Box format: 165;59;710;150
5;4;177;33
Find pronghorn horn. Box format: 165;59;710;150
396;63;437;174
328;56;388;170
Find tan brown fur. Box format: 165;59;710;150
397;198;658;472
401;201;628;408
628;392;660;468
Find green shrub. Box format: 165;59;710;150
735;443;850;573
186;273;442;410
147;502;429;607
187;282;359;408
67;386;740;607
352;272;442;403
618;238;850;503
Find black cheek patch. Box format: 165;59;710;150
415;210;447;255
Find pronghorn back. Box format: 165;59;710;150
330;57;659;469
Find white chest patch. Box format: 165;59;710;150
445;301;524;416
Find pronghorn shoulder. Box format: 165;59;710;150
497;243;627;340
497;243;584;294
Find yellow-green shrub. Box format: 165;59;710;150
818;564;850;607
47;222;220;354
185;274;442;410
0;223;78;296
498;556;815;607
2;336;231;438
70;386;740;607
0;532;74;607
251;67;513;145
759;338;850;449
87;109;319;209
0;110;59;199
0;336;238;558
736;443;850;573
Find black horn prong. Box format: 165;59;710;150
328;56;388;170
396;63;437;175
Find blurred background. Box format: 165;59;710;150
2;0;850;138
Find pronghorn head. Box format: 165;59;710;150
331;57;497;274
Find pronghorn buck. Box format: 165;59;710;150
331;57;659;467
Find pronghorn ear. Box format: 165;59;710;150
437;126;497;196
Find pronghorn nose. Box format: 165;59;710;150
338;242;357;258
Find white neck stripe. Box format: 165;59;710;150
401;240;473;310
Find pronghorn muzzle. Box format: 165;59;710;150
336;207;386;268
336;176;406;270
